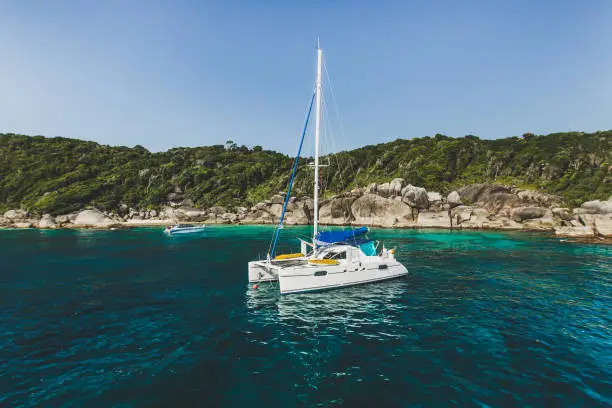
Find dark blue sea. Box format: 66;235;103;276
1;226;610;407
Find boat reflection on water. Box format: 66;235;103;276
244;278;413;394
245;278;411;327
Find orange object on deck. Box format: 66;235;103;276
274;253;304;260
308;259;339;265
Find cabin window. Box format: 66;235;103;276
314;271;327;277
323;251;346;260
378;264;388;270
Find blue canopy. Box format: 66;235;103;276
315;227;369;244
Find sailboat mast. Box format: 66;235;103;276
313;45;323;248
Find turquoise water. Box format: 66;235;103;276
1;226;610;407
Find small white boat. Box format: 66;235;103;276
247;43;408;295
164;224;207;235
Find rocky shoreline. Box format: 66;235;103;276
2;180;611;242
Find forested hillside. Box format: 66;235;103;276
1;131;610;215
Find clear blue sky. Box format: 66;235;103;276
1;0;611;153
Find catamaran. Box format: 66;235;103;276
247;44;408;295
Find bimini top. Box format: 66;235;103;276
315;227;369;244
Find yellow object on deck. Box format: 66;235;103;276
308;259;340;265
274;253;305;260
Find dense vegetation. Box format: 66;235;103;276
1;131;610;215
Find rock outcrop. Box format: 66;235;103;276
158;206;207;221
552;208;571;220
447;191;462;208
451;205;476;226
593;214;612;237
2;180;610;242
576;200;612;215
351;194;414;227
427;191;444;211
376;178;404;197
427;191;442;202
554;226;595;237
520;209;556;230
231;182;572;232
73;209;115;227
38;214;57;229
457;184;520;214
511;207;547;222
319;194;358;225
401;184;429;209
515;189;561;207
3;209;28;221
14;222;33;228
555;196;612;238
417;212;451;228
55;213;78;225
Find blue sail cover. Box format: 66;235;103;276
315;227;369;244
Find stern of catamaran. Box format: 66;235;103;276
248;260;280;283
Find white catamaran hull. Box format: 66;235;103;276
278;260;408;294
248;261;281;283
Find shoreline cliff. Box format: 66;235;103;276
1;131;610;242
2;181;611;243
